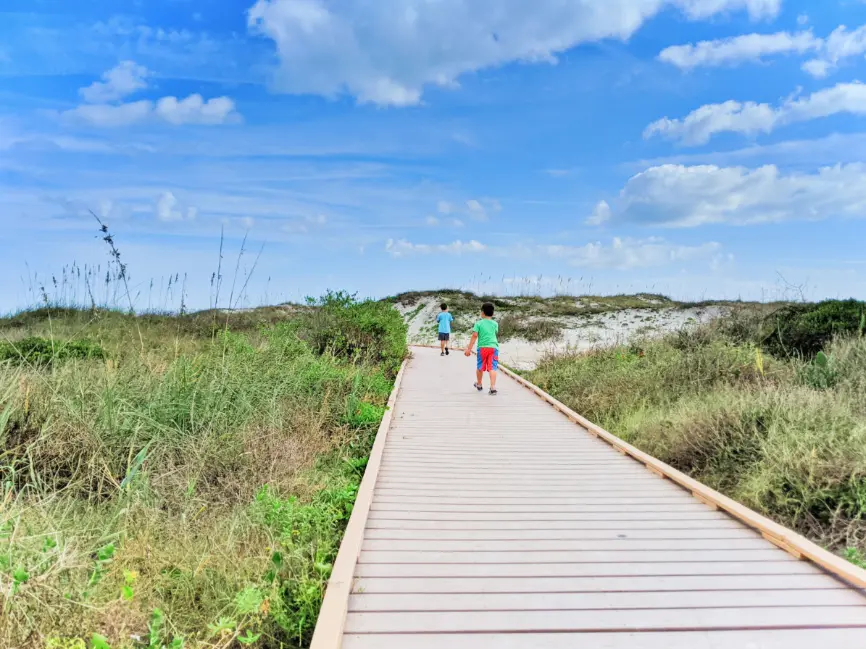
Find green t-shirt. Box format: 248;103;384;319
473;318;499;350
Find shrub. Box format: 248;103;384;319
298;291;407;377
0;336;106;366
498;314;562;342
761;299;866;358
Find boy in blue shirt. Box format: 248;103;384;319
436;303;454;356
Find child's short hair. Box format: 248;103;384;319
440;303;448;311
481;303;495;317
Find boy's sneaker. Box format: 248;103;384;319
445;349;449;355
441;351;445;356
489;389;498;396
474;382;483;391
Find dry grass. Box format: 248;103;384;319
0;300;406;648
529;320;866;555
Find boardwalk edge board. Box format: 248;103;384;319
310;359;408;649
494;356;866;591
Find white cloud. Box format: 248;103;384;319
385;238;487;257
466;199;486;220
425;216;439;226
803;24;866;78
434;198;501;221
465;198;501;221
797;14;809;27
248;0;779;106
155;95;239;125
587;200;612;225
156;191;197;222
544;237;722;270
595;163;866;227
384;234;723;270
437;201;453;215
645;82;866;145
80;61;150;103
659;22;866;78
63;101;155;128
62;95;240;128
63;63;241;128
658;31;819;70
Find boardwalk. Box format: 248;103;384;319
318;346;866;648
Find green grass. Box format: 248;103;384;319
0;297;406;648
528;312;866;556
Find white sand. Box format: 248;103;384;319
397;299;727;370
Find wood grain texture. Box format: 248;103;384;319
311;347;866;648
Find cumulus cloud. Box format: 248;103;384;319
587;200;612;226
156;191;198;222
659;32;819;70
80;61;150;103
63;94;240;128
63;63;240;128
644;81;866;145
155;95;239;125
591;163;866;227
385;238;487;257
248;0;779;105
544;237;722;270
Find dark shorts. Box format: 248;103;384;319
477;347;499;372
438;332;450;341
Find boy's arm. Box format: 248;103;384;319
464;331;478;355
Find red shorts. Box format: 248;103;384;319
478;347;499;372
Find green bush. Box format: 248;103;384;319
498;314;562;342
0;336;106;366
298;291;407;377
762;299;866;358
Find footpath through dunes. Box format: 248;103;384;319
313;346;866;649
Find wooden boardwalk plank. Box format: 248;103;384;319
343;607;866;633
342;629;866;649
348;589;866;611
351;574;851;594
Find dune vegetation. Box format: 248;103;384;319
528;300;866;560
0;294;406;649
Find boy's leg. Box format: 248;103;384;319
489;350;499;392
490;370;497;390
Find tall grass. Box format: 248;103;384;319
0;299;406;648
528;313;866;554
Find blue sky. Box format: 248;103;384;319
2;0;866;311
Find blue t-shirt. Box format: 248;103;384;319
437;312;453;334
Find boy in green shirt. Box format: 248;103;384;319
464;302;499;395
